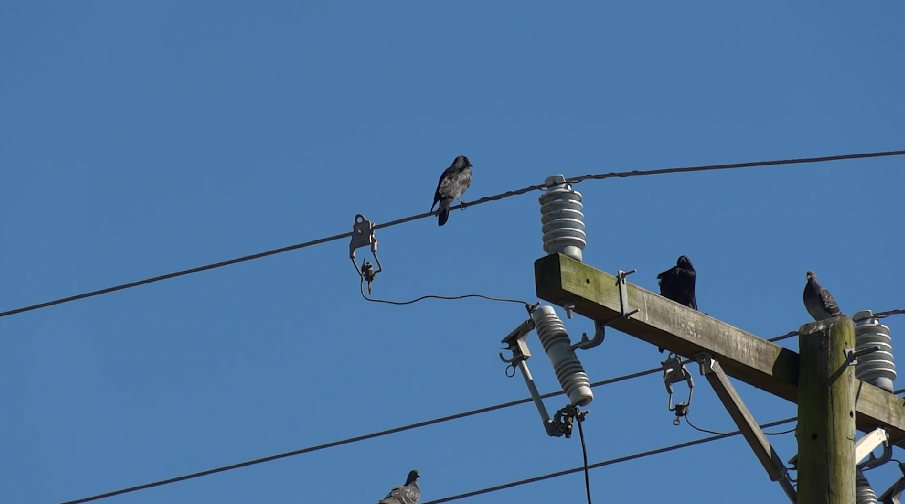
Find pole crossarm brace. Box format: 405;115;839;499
696;354;797;502
534;253;905;448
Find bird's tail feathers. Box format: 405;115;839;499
438;207;450;226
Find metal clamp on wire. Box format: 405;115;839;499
349;214;383;294
663;354;694;425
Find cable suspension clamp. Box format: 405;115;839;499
662;354;694;425
349;214;383;294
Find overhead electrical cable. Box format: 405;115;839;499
4;149;903;319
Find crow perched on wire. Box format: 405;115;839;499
430;155;473;226
656;255;698;353
377;470;421;504
802;271;842;321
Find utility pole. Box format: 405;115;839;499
797;317;856;504
534;253;905;496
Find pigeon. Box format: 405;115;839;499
803;271;842;321
656;255;698;353
430;155;473;226
378;470;421;504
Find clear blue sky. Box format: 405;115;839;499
2;2;904;503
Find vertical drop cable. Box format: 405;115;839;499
577;416;592;504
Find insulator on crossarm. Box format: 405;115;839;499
854;310;896;393
531;305;593;406
539;175;586;263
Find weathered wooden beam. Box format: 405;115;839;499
797;317;856;504
697;355;796;502
535;253;905;448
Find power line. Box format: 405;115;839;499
4;149;903;319
56;366;660;504
55;330;893;504
874;309;905;319
422;417;798;504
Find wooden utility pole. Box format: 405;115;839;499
797;317;856;504
534;253;905;445
534;253;905;496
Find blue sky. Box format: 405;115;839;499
1;2;904;503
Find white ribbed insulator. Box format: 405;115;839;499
854;310;896;393
856;468;878;504
531;305;593;406
539;175;586;262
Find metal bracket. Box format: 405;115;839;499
662;355;694;425
558;268;637;353
616;269;640;319
855;427;893;470
878;461;905;504
349;214;383;294
846;346;881;366
562;302;606;351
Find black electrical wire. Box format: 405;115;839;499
683;414;733;436
55;366;663;504
421;417;798;504
358;277;529;307
768;330;800;343
683;413;797;437
576;414;592;504
4;149;903;319
873;309;905;319
764;424;798;436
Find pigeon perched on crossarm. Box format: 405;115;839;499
656;255;698;352
377;470;421;504
803;271;842;321
430;155;473;226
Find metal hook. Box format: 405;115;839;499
572;319;606;351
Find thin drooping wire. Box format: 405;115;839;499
684;413;797;436
576;415;592;504
358;278;529;307
421;417;797;504
764;424;798;436
683;414;733;436
56;366;661;504
4;149;903;319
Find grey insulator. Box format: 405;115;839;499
856;467;878;504
539;175;586;262
531;305;593;406
854;310;896;393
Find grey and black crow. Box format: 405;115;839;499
430;155;472;226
